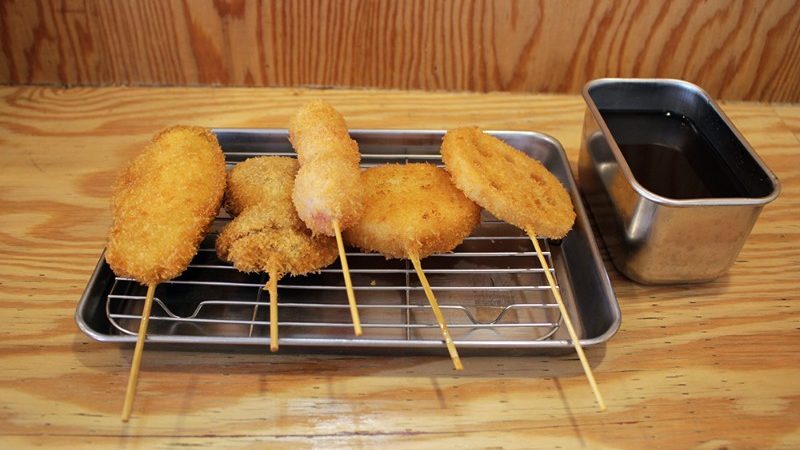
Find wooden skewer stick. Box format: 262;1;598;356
121;282;157;422
333;220;362;336
266;271;280;352
409;253;463;371
528;232;606;411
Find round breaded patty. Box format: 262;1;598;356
344;163;480;259
224;156;299;220
441;127;575;239
106;126;226;285
216;206;337;276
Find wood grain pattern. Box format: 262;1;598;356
2;0;800;101
1;85;799;449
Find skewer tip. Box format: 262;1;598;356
527;231;606;413
409;253;463;371
120;283;157;422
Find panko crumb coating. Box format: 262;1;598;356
223;156;299;221
344;164;481;259
215;206;338;275
441;127;575;239
288;101;360;165
289;101;364;235
215;156;337;277
105;126;226;285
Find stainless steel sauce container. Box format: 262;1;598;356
578;79;780;284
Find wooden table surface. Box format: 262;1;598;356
1;86;798;449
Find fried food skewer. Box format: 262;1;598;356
344;163;481;370
217;156;338;352
107;126;227;421
290;101;364;336
442;127;605;410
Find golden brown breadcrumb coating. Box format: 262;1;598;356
105;126;226;285
215;156;337;277
224;156;299;221
441;127;575;239
216;206;338;275
343;163;480;259
288;101;360;165
289;101;364;235
293;155;364;232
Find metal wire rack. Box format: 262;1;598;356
103;149;566;348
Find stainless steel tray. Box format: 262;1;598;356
75;129;620;354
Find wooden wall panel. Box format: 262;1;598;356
1;0;799;101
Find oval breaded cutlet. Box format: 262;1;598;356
343;163;481;259
105;126;226;285
441;127;575;239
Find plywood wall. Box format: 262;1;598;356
2;0;799;101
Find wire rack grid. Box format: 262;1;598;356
104;148;566;349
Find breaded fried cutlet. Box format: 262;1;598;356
216;156;337;278
441;127;575;238
216;206;337;275
289;101;364;235
223;156;299;220
343;163;480;259
105;126;226;284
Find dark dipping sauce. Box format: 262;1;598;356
600;110;749;199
